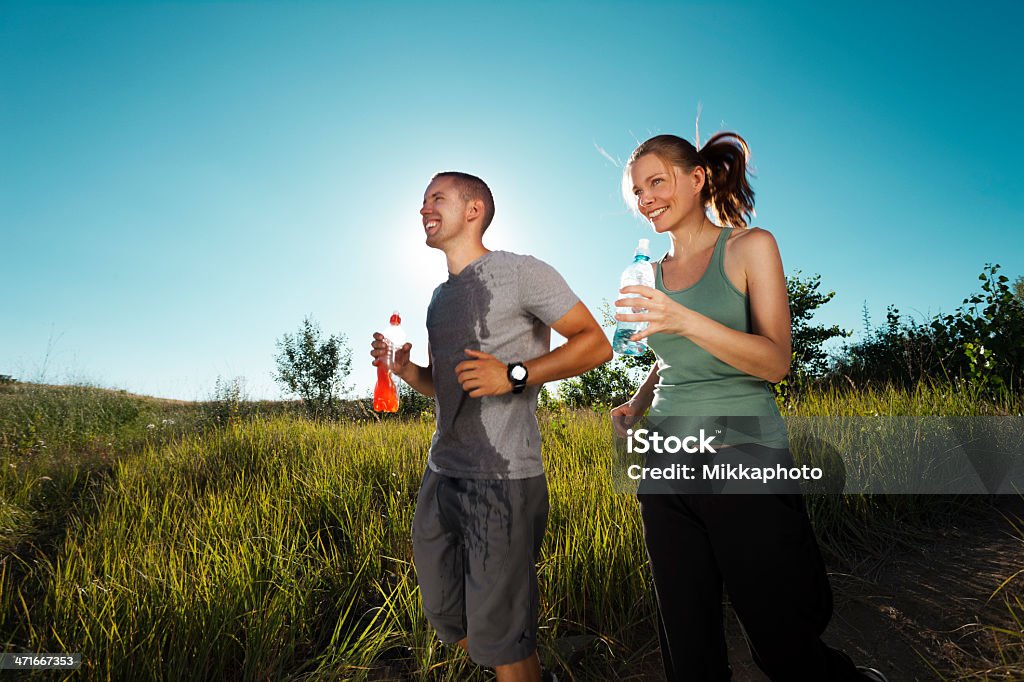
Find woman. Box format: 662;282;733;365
611;132;886;681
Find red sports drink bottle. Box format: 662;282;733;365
373;312;404;412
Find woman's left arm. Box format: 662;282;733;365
615;229;791;383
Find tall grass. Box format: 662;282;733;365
781;381;1023;566
1;381;1021;679
951;509;1024;681
0;412;652;680
784;378;1023;417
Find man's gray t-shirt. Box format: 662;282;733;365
426;251;579;479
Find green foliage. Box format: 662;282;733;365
558;300;656;409
558;355;641;409
396;379;434;418
787;271;851;381
0;383;188;459
273;316;352;418
560;300;655;409
937;264;1024;392
773;272;851;401
617;345;657;373
201;376;250;426
831;304;944;386
833;264;1024;393
537;385;558;412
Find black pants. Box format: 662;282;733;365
638;493;864;681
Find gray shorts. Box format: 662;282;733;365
412;468;549;667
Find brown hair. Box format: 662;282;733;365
432;171;496;232
625;132;755;228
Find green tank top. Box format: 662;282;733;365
648;226;787;447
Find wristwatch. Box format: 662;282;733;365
507;362;528;394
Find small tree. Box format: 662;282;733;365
559;356;639;410
835;305;948;387
274;316;352;418
936;264;1024;392
203;375;249;426
556;301;655;409
397;379;434;418
787;272;851;383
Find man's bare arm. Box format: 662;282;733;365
397;358;434;397
454;302;613;398
523;301;613;385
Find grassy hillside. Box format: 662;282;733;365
0;382;1020;679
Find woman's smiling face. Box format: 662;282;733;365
629;153;703;232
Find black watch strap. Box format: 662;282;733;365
507;362;528;394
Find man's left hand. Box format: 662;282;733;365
455;349;513;398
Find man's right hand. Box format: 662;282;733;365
371;333;412;379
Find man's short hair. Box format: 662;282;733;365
432;171;495;232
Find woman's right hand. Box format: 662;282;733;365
371;333;412;377
610;399;645;438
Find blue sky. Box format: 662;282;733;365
2;1;1022;400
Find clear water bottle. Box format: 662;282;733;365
613;239;655;355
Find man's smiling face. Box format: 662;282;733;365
420;176;470;250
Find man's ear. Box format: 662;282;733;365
465;199;484;222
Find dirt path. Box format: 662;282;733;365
373;499;1023;681
708;496;1024;681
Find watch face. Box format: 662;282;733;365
511;365;527;381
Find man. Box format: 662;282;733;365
370;171;611;682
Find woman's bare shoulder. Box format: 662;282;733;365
728;226;779;255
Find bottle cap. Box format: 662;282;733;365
636;239;650;257
386;311;406;347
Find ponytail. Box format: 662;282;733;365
699;132;755;229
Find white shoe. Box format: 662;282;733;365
857;666;889;682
